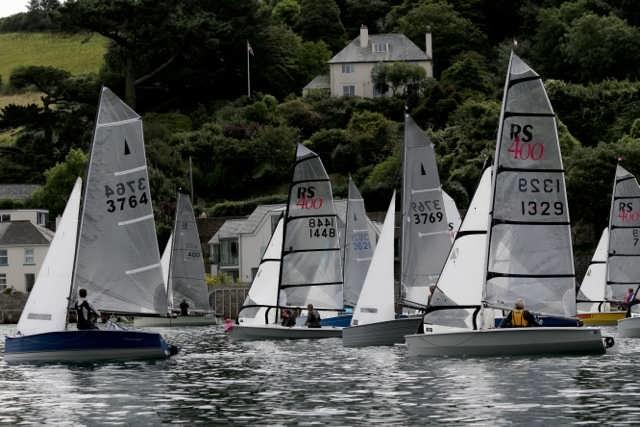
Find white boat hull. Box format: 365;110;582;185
617;317;640;337
343;317;423;347
230;324;342;340
405;327;606;357
134;314;218;327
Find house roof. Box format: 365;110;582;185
303;74;330;90
0;184;41;201
0;221;53;246
209;200;349;243
329;33;428;64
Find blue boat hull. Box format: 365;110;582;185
321;314;352;328
4;330;177;363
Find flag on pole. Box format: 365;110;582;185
247;41;254;56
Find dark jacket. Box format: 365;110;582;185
76;299;99;330
306;309;321;328
499;309;539;328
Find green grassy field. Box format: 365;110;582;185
0;32;107;82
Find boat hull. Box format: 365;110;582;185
617;317;640;337
133;314;218;327
577;311;625;326
405;327;606;357
230;324;342;340
321;314;352;328
4;330;176;363
343;317;423;347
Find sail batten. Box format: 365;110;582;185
483;53;575;318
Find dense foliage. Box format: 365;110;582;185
1;0;640;250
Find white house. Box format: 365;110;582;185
0;209;48;226
208;201;379;284
0;220;53;293
304;25;433;98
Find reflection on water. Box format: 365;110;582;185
0;325;638;424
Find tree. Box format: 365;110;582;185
371;62;427;97
297;0;346;52
272;0;300;28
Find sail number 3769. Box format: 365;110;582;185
105;178;148;212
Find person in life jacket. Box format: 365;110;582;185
305;304;321;328
499;298;539;328
75;288;100;330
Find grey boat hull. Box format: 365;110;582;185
230;324;342;340
617;317;640;337
405;327;606;357
134;314;218;327
342;317;423;347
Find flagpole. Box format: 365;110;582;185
247;40;251;98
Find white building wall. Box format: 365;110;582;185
0;245;48;293
239;216;280;283
0;209;48;226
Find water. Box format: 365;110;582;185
0;324;637;425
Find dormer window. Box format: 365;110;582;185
372;43;389;53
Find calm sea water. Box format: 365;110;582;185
0;324;637;425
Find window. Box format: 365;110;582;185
24;248;34;265
25;273;35;292
0;273;6;289
373;43;388;53
219;238;239;267
341;63;353;73
373;85;385;97
0;249;7;266
37;212;47;225
0;214;10;223
211;243;220;264
343;85;355;97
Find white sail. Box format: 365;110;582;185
443;190;461;240
161;233;173;309
239;218;283;324
401;114;451;307
16;178;82;336
426;167;492;329
72;87;167;315
607;165;640;302
168;193;210;312
343;177;376;307
577;228;608;313
279;144;342;310
484;53;575;318
352;192;396;326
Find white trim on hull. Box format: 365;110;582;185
5;347;169;364
343;317;423;347
405;327;605;357
134;314;218;327
617;317;640;337
230;324;342;340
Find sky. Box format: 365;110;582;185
0;0;28;18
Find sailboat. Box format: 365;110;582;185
401;115;458;312
576;228;625;325
405;52;610;356
5;87;178;362
231;144;343;340
608;166;640;337
134;192;216;327
343;192;424;347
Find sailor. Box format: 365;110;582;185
624;288;636;307
499;298;539;328
75;288;100;330
179;299;189;316
305;304;321;328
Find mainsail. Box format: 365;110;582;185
279;144;342;310
426;167;492;329
343;177;376;308
16;178;82;336
72;87;167;315
577;228;608;313
166;193;210;312
401;114;451;306
607;165;640;302
484;53;575;317
352;192;396;326
239;217;283;324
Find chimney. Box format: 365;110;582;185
425;28;432;60
360;25;368;48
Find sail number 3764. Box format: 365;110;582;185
105;178;148;212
